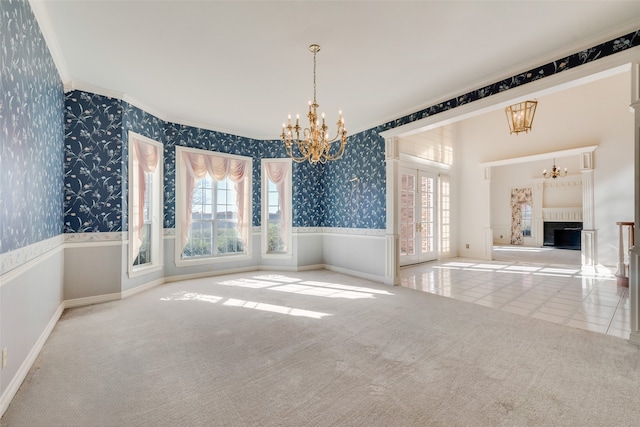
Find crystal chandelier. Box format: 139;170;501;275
505;100;537;134
543;159;567;179
281;44;347;164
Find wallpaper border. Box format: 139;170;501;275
0;235;64;276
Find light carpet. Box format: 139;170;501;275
2;269;640;426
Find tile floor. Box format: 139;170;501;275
399;248;630;339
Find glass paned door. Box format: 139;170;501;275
400;168;437;266
400;171;416;261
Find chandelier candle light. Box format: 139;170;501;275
543;159;568;179
281;44;347;164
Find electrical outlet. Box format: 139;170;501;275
2;348;7;369
465;244;470;249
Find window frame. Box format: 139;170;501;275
521;202;532;238
261;158;292;258
127;131;164;278
175;146;252;267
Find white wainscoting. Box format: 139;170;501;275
322;228;386;282
0;240;65;417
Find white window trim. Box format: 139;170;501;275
175;146;253;268
261;158;293;259
127;131;164;278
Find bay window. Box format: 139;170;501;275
176;147;252;265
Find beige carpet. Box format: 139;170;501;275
3;269;640;426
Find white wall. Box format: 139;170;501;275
0;242;65;415
64;244;122;300
322;232;386;281
456;71;634;266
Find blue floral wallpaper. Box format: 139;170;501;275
323;129;386;229
8;1;637;245
1;0;64;254
64;91;123;233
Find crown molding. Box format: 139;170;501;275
64;81;124;101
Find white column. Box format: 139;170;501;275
385;137;400;286
483;167;493;258
616;223;628;279
532;180;544;246
629;62;640;346
580;152;597;267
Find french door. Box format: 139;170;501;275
399;168;437;266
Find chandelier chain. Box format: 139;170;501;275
313;47;317;105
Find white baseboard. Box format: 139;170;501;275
322;264;385;283
257;264;324;272
162;263;380;284
294;264;325;272
163;265;260;283
0;303;64;417
121;278;164;299
63;292;122;309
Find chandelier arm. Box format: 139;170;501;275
321;137;347;161
322;148;346;162
285;139;311;163
325;131;345;144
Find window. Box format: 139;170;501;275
182;175;244;257
261;159;292;256
128;132;163;276
133;171;153;265
521;203;532;237
176;147;251;265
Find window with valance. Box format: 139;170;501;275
262;159;292;256
176;147;252;265
128;131;163;276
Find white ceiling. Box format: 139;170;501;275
34;1;640;140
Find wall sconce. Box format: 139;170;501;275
505;100;537;134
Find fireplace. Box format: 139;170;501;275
543;222;582;250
